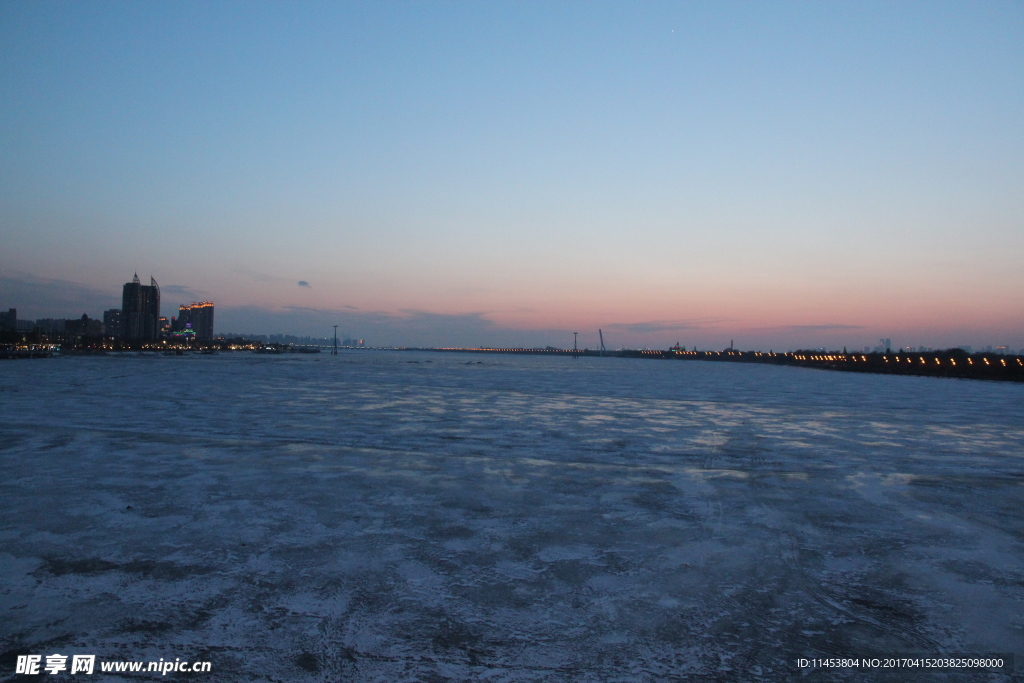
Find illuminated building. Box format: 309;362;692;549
103;309;123;338
176;301;215;340
121;273;161;341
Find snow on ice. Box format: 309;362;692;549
1;352;1022;681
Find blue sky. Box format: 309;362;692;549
2;1;1022;349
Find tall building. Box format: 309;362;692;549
103;309;123;338
0;308;15;332
121;273;160;341
176;301;215;340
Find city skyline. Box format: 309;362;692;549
2;271;1017;354
2;2;1022;351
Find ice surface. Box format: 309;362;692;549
1;351;1022;681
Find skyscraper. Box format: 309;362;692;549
121;274;160;341
103;309;123;338
176;301;215;340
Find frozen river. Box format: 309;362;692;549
2;351;1022;681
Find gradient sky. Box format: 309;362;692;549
2;1;1022;350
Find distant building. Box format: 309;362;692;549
872;338;893;354
35;319;68;334
176;301;214;340
122;273;160;341
103;309;123;338
0;308;15;332
65;314;103;337
174;307;185;332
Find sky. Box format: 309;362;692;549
2;1;1022;351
